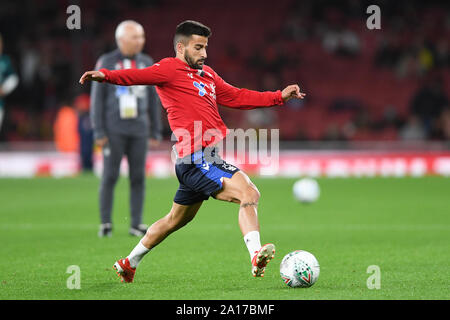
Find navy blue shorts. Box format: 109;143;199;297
173;148;240;205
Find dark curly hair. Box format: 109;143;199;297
173;20;211;52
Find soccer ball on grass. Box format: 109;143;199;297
280;250;320;288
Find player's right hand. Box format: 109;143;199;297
79;71;106;84
281;84;306;102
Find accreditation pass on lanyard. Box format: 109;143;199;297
119;93;138;119
118;58;138;119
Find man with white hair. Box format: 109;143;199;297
90;20;162;237
0;34;19;135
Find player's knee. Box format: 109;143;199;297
242;185;260;204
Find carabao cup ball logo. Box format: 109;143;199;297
293;260;314;287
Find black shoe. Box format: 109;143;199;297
129;224;148;237
98;223;112;237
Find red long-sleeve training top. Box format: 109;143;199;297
100;57;284;157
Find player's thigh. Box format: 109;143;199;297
167;201;203;227
213;171;259;204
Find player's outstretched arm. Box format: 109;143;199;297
80;62;172;87
215;71;306;109
281;84;306;102
79;71;105;84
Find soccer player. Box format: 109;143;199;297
80;20;305;282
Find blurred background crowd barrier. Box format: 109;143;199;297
0;0;448;177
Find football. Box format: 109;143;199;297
280;250;320;288
293;178;320;203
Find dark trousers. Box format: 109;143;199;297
99;132;148;228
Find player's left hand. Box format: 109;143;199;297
281;85;306;102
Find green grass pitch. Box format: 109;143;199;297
0;175;448;300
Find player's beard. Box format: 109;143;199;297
185;51;205;69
